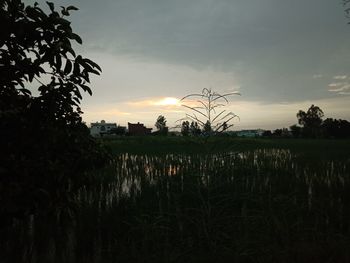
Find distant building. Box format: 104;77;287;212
90;120;117;137
235;129;265;137
128;122;152;136
109;125;127;135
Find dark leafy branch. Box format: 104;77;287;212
0;0;107;222
0;0;101;120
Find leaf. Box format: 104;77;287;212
55;17;71;26
46;1;54;12
69;33;82;44
61;7;69;16
56;55;62;71
28;72;35;82
83;58;102;72
74;89;82;100
80;84;92;96
64;60;72;74
73;62;80;75
67;6;79;11
19;88;32;96
62;40;75;57
88;68;100;75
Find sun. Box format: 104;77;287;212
156;97;180;106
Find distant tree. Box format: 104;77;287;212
203;120;212;134
281;128;290;137
322;118;350;138
181;121;190;136
272;128;290;138
155;115;168;135
273;129;283;137
337;119;350;138
297;104;324;137
262;130;272;137
0;1;106;220
190;121;201;136
290;124;302;138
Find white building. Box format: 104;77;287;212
90;120;117;137
235;129;265;137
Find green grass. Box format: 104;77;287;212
102;136;350;155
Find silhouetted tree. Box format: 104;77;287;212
181;121;190;136
297;104;324;137
290;124;302;138
203;120;212;134
155;115;168;135
190;121;201;136
0;1;106;221
262;130;272;137
273;129;283;137
322;118;350;138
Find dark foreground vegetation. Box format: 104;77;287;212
2;1;350;263
2;137;350;263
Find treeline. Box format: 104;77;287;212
263;105;350;139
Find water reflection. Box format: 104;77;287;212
3;148;350;263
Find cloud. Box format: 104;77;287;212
61;0;350;104
328;82;345;87
327;79;350;95
328;82;350;92
333;75;348;80
84;108;131;124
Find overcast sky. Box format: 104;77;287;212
34;0;350;129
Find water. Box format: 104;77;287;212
2;149;350;262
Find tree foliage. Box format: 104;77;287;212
0;0;107;221
155;115;168;135
297;105;324;128
322;118;350;138
290;124;302;138
297;104;324;137
181;121;190;136
294;105;350;138
189;121;202;136
203;120;212;134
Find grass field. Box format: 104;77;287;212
103;135;350;153
4;137;350;263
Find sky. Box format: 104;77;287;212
32;0;350;130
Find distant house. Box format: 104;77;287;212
128;122;152;136
109;125;127;135
235;129;265;137
90;120;117;137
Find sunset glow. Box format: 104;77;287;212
154;97;180;106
